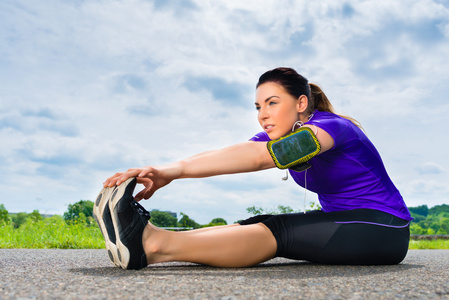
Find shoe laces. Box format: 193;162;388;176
132;201;151;221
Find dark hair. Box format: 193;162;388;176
257;67;361;128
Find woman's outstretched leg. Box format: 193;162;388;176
142;222;277;267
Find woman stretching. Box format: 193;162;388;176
93;67;412;270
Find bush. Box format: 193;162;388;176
210;218;227;225
0;204;10;225
179;212;200;229
150;210;179;227
12;212;29;228
409;205;429;218
410;205;449;235
246;203;321;216
28;210;43;223
201;218;228;228
63;200;95;226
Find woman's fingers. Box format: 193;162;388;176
115;169;140;186
103;172;123;187
134;179;155;201
135;188;154;201
102;166;163;200
104;169;143;187
137;166;157;178
134;189;146;201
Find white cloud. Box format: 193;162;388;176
417;162;445;175
406;179;448;199
0;0;448;223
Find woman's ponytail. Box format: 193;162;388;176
309;83;363;129
308;83;335;114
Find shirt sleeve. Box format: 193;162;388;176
249;131;271;142
306;115;353;150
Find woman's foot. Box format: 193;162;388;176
93;186;120;267
109;177;151;270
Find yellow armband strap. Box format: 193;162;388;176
267;127;321;172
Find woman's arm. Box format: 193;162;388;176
104;126;334;201
104;141;275;200
179;141;275;178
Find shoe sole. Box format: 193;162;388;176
109;177;136;269
93;186;120;267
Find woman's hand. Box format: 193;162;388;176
103;164;182;201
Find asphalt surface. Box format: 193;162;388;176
0;249;448;299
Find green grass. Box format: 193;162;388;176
1;217;449;249
409;238;449;250
0;216;104;249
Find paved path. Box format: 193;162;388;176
1;249;448;299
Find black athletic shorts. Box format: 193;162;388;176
239;209;410;265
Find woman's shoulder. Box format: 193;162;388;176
310;110;348;123
307;110;351;133
308;110;365;147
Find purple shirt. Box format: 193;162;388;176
250;110;412;221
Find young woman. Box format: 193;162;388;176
94;67;412;270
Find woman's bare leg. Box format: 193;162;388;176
142;222;277;267
177;223;240;234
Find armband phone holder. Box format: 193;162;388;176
267;127;321;172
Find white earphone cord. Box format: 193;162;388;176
285;116;316;212
303;169;307;214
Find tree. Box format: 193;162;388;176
210;218;227;225
410;223;426;235
150;210;179;227
28;210;43;223
246;206;266;215
63;200;94;225
276;205;295;214
429;204;449;215
247;205;298;215
202;217;228;228
246;203;320;216
178;212;200;229
0;204;10;225
438;217;449;235
409;205;429;218
12;212;29;228
10;210;43;228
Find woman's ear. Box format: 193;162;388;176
296;95;308;113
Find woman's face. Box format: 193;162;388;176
255;82;305;140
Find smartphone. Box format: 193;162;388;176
267;127;321;171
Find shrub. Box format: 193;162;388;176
0;204;10;225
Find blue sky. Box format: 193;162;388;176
1;0;448;224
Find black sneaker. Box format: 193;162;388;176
109;177;151;270
93;186;120;267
